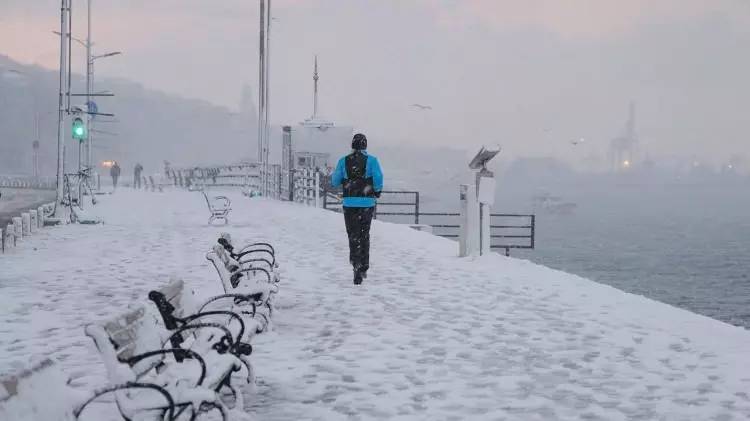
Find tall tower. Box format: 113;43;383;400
609;101;638;171
296;55;352;170
301;56;333;130
313;55;319;119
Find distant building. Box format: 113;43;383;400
291;56;352;170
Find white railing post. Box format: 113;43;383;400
314;170;320;208
308;169;314;206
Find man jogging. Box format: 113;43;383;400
331;133;384;285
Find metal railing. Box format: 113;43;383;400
292;168;321;206
489;214;535;256
419;212;535;256
168;163;262;192
323;189;534;256
323;189;421;222
0;175;56;190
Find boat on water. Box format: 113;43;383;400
531;193;577;215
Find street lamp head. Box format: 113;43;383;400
52;30;87;47
91;51;122;62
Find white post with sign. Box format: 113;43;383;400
460;145;500;257
459;184;468;256
459;184;480;257
477;175;496;256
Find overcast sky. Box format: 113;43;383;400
2;0;749;167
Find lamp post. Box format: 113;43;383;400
87;51;120;174
54;0;71;213
52;28;121;174
258;0;272;196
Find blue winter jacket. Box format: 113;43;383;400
331;151;384;208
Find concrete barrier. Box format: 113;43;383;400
12;217;22;238
37;206;45;228
29;210;38;233
0;224;16;253
4;223;16;250
0;202;58;253
21;213;31;236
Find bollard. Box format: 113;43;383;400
37;206;45;228
13;217;23;239
29;210;38;233
21;213;31;236
3;224;15;251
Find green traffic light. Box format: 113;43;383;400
72;117;86;140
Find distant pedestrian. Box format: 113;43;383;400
134;163;143;189
331;133;384;285
110;161;121;189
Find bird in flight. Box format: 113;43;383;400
571;137;585;146
411;104;432;110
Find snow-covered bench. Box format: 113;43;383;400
85;304;250;420
207;245;277;335
147;279;260;378
217;232;280;284
0;359;90;421
202;191;231;225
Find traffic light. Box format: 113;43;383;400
72;117;86;141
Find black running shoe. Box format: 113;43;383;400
353;270;363;285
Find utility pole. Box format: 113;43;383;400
86;0;93;171
313;55;319;118
55;0;71;211
257;0;272;196
264;0;271;196
257;0;265;194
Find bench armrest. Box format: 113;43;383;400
213;195;231;209
197;293;262;313
238;257;274;272
74;382;176;420
234;248;275;266
183;310;246;352
124;348;207;387
237;242;275;255
164;323;235;357
230;267;271;286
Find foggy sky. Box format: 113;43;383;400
2;0;749;167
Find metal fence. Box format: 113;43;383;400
168;163;262;191
166;162;535;256
0;176;56;190
323;189;421;221
323;189;535;256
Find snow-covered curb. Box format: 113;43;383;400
1;202;54;253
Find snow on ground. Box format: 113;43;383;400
1;189;750;420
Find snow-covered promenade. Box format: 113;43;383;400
1;190;750;420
